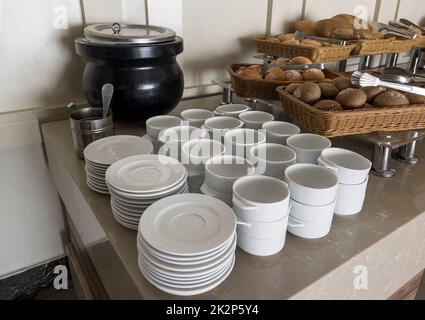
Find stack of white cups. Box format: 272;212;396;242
144;115;183;153
181;139;226;193
318;148;372;216
233;176;291;256
285;164;339;239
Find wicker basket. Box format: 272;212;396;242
277;86;425;137
228;64;340;101
253;38;355;63
351;37;415;56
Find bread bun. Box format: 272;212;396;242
301;39;323;47
293;82;321;105
362;86;386;102
238;68;263;80
404;92;425;104
278;33;295;42
302;69;326;81
318;82;340;99
332;77;353;91
286;83;301;94
283;39;300;45
247;65;262;74
282;70;303;81
293;20;317;36
313;100;344;111
289;56;313;65
336;88;367;109
271;59;287;66
265;67;287;81
315;14;379;40
373;90;410;107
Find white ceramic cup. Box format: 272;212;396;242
146;115;183;139
200;182;233;207
236;210;289;240
262;121;301;145
287;215;332;239
285;164;339;206
237;233;285;257
214;104;252;118
335;177;368;216
318;148;372;185
286;134;331;164
204;155;255;194
181;139;225;174
203;116;245;142
239;111;274;130
232;175;290;223
249;143;296;178
224;128;266;158
289;198;336;224
180;109;214;128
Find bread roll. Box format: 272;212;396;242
362;86;386;102
332;77;353;91
293;82;321;105
278;33;295;42
293;20;317;36
282;70;303;81
336;88;367;109
315;14;379;40
289;56;313;65
404;92;425;104
313;100;344;111
283;39;300;45
301;39;323;47
238;68;263;80
271;59;287;66
302;69;326;81
265;67;287;81
286;83;301;94
318;82;340;99
373;90;410;107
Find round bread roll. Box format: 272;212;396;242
282;70;303;81
313;100;344;111
302;69;326;81
293;82;321;105
404;92;425;104
289;56;313;65
283;39;300;45
271;59;287;66
278;33;295;42
269;37;280;42
301;39;323;47
247;64;262;74
286;83;301;94
332;77;354;91
238;68;263;80
318;82;340;99
362;86;387;102
265;67;287;81
373;90;410;107
336;88;367;109
293;20;317;36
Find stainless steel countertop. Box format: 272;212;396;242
42;95;425;299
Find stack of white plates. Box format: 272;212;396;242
137;194;237;296
84;135;154;194
105;154;188;229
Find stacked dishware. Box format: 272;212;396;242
249;143;296;179
180;109;214;128
285;164;339;239
202;116;244;142
105;154;188;229
83;135;154;194
318;148;372;216
137;194;237;296
233;176;290;256
213;104;252;118
201;155;255;206
144;115;183;153
239;110;274;130
262;121;300;145
224;128;266;159
181;139;225;193
286;133;331;164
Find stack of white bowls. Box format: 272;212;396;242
213;104;252;118
318;148;371;216
249;143;296;179
285;164;339;239
286;133;331;164
181;139;225;193
262;121;300;145
137;194;237;296
105;154;188;230
83;135;153;194
202;116;245;143
201;155;255;206
180;109;215;128
233;176;291;256
224;128;266;159
239;111;274;130
144;115;183;153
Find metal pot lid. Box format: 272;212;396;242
84;23;176;44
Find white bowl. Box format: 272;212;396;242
232;175;290;223
285;164;339;206
181;139;225;174
287;215;332;239
318;148;371;185
214;104;252;118
289;198;336;224
181;109;214;128
146;115;183;139
237;233;285;257
224;128;266;158
236;212;289;241
286;134;331;164
204;116;245;142
262;121;301;145
200;183;233;207
249;143;296;178
238;111;274;130
335;177;368;216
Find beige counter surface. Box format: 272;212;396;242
42;95;425;299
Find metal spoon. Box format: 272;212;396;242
399;19;425;34
101;83;114;119
381;67;425;83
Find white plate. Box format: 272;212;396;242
112;199;148;214
106;154;187;193
112;206;141;223
84;135;153;165
112;210;139;230
139;194;236;256
138;254;235;296
86;179;109;194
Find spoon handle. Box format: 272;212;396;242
101;83;114;119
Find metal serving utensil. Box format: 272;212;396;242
400;18;425;34
372;22;417;39
293;31;347;46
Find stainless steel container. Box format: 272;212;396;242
69;107;114;159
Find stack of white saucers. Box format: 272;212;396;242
105;154;188;229
84;135;154;194
137;194;237;296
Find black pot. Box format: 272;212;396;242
75;23;184;121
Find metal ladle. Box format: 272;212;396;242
102;83;114;119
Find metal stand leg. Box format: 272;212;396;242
408;48;422;75
387;53;399;67
359;56;372;71
371;144;396;178
393;131;421;165
221;87;233;105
